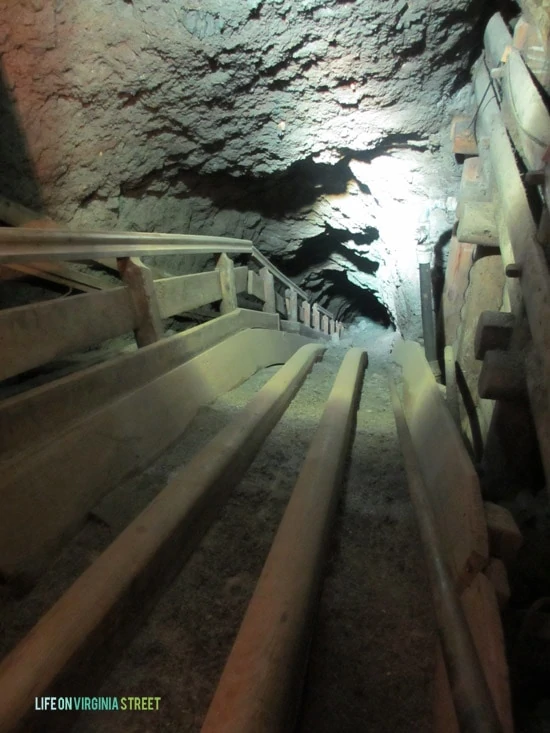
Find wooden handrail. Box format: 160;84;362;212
0;227;336;321
0;228;254;261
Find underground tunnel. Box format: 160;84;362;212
1;1;550;732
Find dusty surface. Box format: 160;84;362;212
0;324;435;732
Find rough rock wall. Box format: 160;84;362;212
0;0;500;331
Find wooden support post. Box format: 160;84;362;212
451;115;479;156
287;288;298;322
474;311;516;360
216;253;238;315
312;303;321;331
321;314;329;334
260;267;276;313
484;501;523;564
301;301;311;328
116;257;163;347
478;350;527;401
457;201;499;246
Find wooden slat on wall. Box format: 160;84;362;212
155;271;222;319
0;309;280;460
0;287;136;382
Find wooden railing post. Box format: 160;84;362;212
301;301;311;328
286;288;298;322
312;303;321;331
321;314;329;335
216;253;238;314
117;257;163;347
260;267;276;313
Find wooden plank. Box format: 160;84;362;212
475;311;516;360
201;349;366;733
0;196;44;226
287;288;298;322
485;12;513;67
484;502;523;564
0;309;279;461
501;48;550;172
433;574;514;733
301;300;311;328
312;303;321;331
456;256;504;449
451;115;478;156
457;201;499;246
462;574;514;732
479;350;527;401
234;266;248;293
0;228;253;263
456;157;493;219
393;340;489;590
261;267;276;313
251;247;309;301
0;343;325;733
275;291;286;315
7;261;113;292
216;253;238;315
441;237;475;346
247;270;265;301
154;270;222;319
117;257;163;346
0;287;136;382
0;329;318;587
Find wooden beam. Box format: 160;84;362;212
301;300;311;328
441;237;475;346
201;349;366;733
0;329;319;587
216;253;238;315
0;309;279;461
0;287;136;382
117;257;163;346
456;157;493;220
474;311;516;360
0;228;253;263
457;201;499;247
275;291;286;315
484;502;523;565
478;350;527;401
286;288;298;322
0;342;325;732
234;266;248;293
451;115;478;156
312;303;321;331
393;340;489;590
261;267;276;313
0;196;45;226
154;270;222;319
247;270;265;301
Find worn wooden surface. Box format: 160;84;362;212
117;257;163;346
0;328;315;586
441;237;475;347
0;343;325;733
0;309;280;461
0;287;136;382
393;340;489;590
155;271;222;318
457;201;498;247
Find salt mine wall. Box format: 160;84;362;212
0;0;511;332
